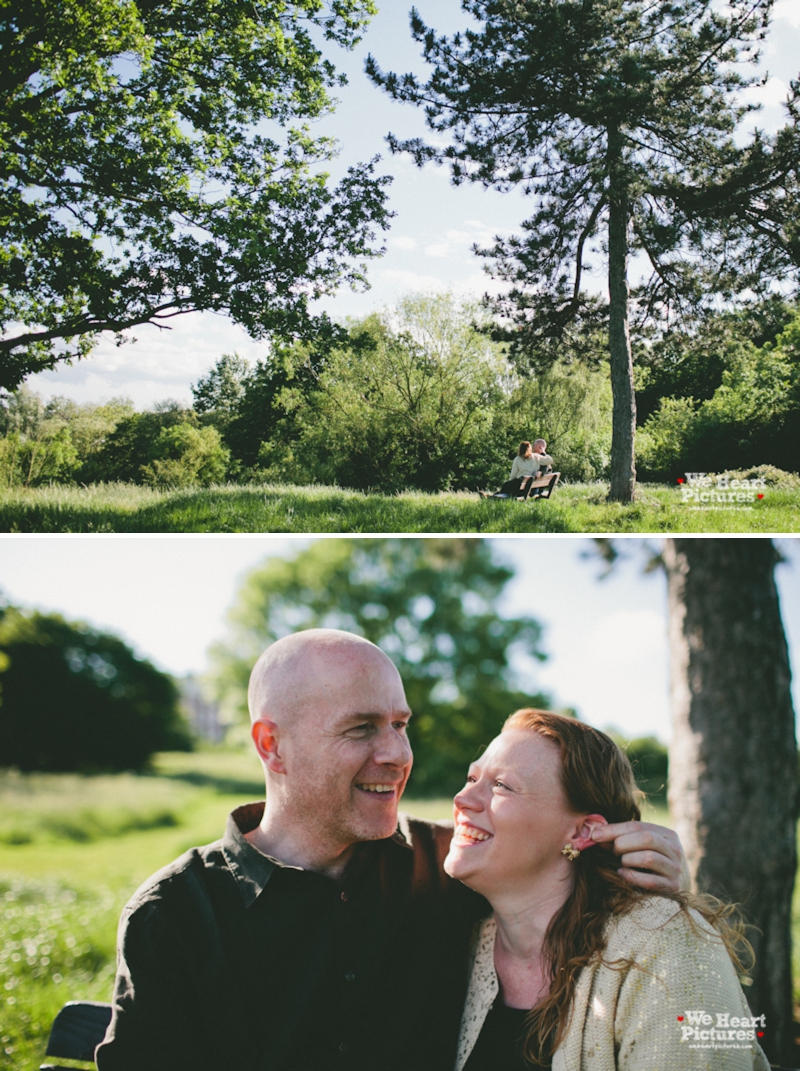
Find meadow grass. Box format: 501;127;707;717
0;752;788;1070
1;480;797;533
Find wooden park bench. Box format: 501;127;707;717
40;1001;112;1070
518;471;561;500
481;471;561;502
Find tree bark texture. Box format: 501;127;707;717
606;125;637;504
665;538;797;1065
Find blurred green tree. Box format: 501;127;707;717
0;606;192;773
210;538;550;794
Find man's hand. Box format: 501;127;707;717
591;821;690;894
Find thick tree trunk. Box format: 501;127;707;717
607;125;637;503
665;538;797;1065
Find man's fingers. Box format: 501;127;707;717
616;849;671;876
591;820;687;894
617;867;676;893
592;822;680;859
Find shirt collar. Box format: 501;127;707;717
222;801;413;908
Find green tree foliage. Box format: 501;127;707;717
368;0;776;502
195;292;615;488
0;605;192;773
296;293;508;490
636;298;798;423
637;310;800;478
221;342;323;472
210;538;550;795
88;402;229;484
191;354;251;431
140;424;230;488
1;0;391;390
0;387;94;486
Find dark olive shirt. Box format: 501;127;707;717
96;803;486;1071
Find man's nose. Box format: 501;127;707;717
374;725;412;767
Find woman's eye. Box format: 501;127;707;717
495;779;509;790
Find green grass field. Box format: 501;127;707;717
1;480;797;533
0;751;791;1069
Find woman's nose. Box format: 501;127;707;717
454;782;482;812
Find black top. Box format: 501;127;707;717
463;999;552;1071
95;803;485;1071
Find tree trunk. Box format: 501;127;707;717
665;538;797;1065
607;124;636;503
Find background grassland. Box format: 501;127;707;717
1;481;797;533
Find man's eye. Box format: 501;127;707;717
495;779;509;790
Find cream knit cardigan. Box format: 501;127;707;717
455;896;770;1071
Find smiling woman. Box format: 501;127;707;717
448;710;767;1071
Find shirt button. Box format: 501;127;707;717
340;891;348;902
339;1042;349;1052
345;971;356;982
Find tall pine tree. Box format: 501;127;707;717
368;0;774;500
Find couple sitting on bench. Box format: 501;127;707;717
479;439;559;500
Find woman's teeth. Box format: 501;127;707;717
457;824;491;842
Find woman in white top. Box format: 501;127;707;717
480;441;552;499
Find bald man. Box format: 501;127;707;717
96;630;685;1071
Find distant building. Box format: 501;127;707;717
180;674;225;742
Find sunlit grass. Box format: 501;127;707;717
1;480;797;533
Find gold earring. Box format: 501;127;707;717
561;844;580;861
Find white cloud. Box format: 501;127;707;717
424;242;451;258
773;0;800;29
389;236;418;251
374;268;450;292
25;312;267;408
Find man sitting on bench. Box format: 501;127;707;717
479;439;554;499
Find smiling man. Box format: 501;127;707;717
96;630;685;1071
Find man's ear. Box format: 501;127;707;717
251;718;286;775
572;814;608;851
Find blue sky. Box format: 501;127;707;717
22;0;800;409
1;536;797;744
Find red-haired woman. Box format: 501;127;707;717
448;710;768;1070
